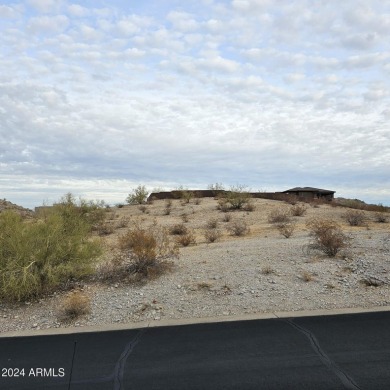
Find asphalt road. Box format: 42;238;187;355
0;311;389;389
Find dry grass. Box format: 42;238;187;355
197;281;212;290
301;271;315;282
261;265;274;275
57;290;91;322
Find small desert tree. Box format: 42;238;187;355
0;198;102;302
219;185;252;210
126;185;148;205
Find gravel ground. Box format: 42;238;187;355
0;198;389;333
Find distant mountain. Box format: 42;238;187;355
0;199;34;217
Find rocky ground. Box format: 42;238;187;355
0;197;389;333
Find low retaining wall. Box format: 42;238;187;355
147;190;285;202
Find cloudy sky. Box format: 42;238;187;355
1;0;389;208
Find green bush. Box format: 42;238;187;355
224;185;252;210
0;203;102;302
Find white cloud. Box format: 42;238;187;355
1;0;389;207
167;11;199;32
27;0;59;13
67;4;89;17
27;15;69;34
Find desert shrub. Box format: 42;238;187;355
206;218;219;229
116;216;130;229
243;201;256;212
57;290;91;322
280;194;298;205
290;204;307;216
224;185;252;210
116;203;125;208
169;223;188;235
344;210;366;226
204;228;222;243
301;271;315;282
107;211;117;220
208;182;225;196
267;208;291;224
194;197;202;205
306;218;350;257
118;223;178;278
0;206;102;302
138;205;148;213
216;198;230;212
96;254;127;282
222;213;232;222
97;222;115;236
164;199;172;215
261;265;274;275
227;219;250;236
176;231;196;247
181;190;194;204
126;185;148;205
277;222;296;238
374;212;388;223
360;277;384;287
55;193;106;233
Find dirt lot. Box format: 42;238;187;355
0;197;389;333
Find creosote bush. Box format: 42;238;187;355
118;222;178;278
344;210;366;226
290;204;307;216
0;196;102;302
374;213;388;223
267;208;291;224
169;223;188;235
206;218;219;229
277;222;296;238
227;219;250;236
204;228;222;243
176;230;196;247
221;185;252;211
306;218;350;257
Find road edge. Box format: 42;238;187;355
1;305;390;338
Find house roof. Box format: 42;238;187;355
282;187;335;194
